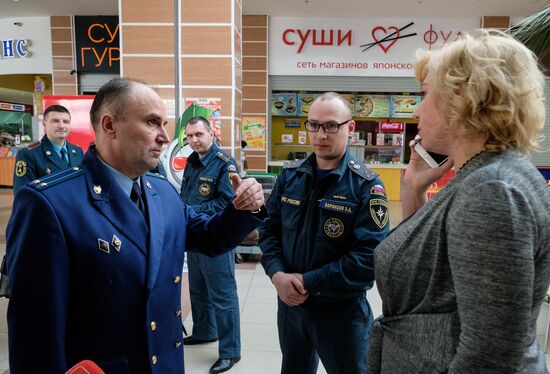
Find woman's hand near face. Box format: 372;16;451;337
402;139;454;219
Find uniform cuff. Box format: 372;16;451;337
302;271;321;293
267;264;286;279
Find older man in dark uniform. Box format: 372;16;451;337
6;78;266;373
180;116;241;374
13;104;83;194
260;92;390;374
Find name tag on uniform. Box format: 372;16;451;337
281;195;302;207
319;199;355;215
199;176;214;182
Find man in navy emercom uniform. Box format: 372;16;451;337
6;78;266;374
260;92;390;374
179;116;241;374
13;104;84;194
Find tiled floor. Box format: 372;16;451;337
0;188;548;373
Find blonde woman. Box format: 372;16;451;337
368;31;550;373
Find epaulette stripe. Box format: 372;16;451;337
348;160;378;181
25;141;40;150
30;168;83;190
216;151;231;163
283;159;306;169
30;166;77;184
146;172;165;180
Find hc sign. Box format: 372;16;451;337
0;39;29;58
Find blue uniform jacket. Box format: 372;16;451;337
260;151;390;304
180;143;237;216
13;135;84;194
6;148;266;374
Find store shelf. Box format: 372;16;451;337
364;145;403;149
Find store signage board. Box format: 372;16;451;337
272;93;298;116
354;95;390;117
75;16;120;74
0;17;52;74
390;95;422;117
270;17;479;77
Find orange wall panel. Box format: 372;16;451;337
243;56;266;71
124;57;175;85
181;0;231;23
52;42;73;57
243;42;266;56
242;27;267;42
53;85;78;95
51;28;72;42
242;85;266;100
181;58;232;86
242;99;266;114
123;26;174;54
122;0;174;23
53;57;75;70
243;71;266;85
243;15;267;27
51;16;71;28
181;26;231;55
53;72;77;85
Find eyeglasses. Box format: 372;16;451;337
304;119;351;133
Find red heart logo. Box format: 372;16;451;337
371;26;400;54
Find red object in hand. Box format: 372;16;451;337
66;360;105;374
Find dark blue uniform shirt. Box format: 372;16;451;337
260;151;390;304
180;143;237;216
13;135;84;194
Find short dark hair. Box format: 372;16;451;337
90;78;143;131
187;116;211;131
44;105;70;120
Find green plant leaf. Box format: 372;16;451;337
510;6;550;58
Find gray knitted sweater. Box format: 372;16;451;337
368;150;550;373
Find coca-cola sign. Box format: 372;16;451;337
381;122;404;132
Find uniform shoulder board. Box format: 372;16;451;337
29;166;83;191
146;172;165;180
216;151;231;163
283;159;306;169
25;141;41;150
348;160;378;181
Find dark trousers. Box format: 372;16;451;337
187;250;240;358
277;295;373;374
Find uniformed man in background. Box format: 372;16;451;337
260;92;390;374
180;116;241;374
13;104;83;194
6;78;266;373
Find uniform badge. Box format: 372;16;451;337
98;238;110;254
228;165;237;173
111;235;122;252
146;181;152;189
46;168;51;175
199;183;211;196
324;217;344;238
370;184;386;197
93;185;102;195
369;198;389;229
46;150;52;156
353;164;361;169
15;160;27;177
